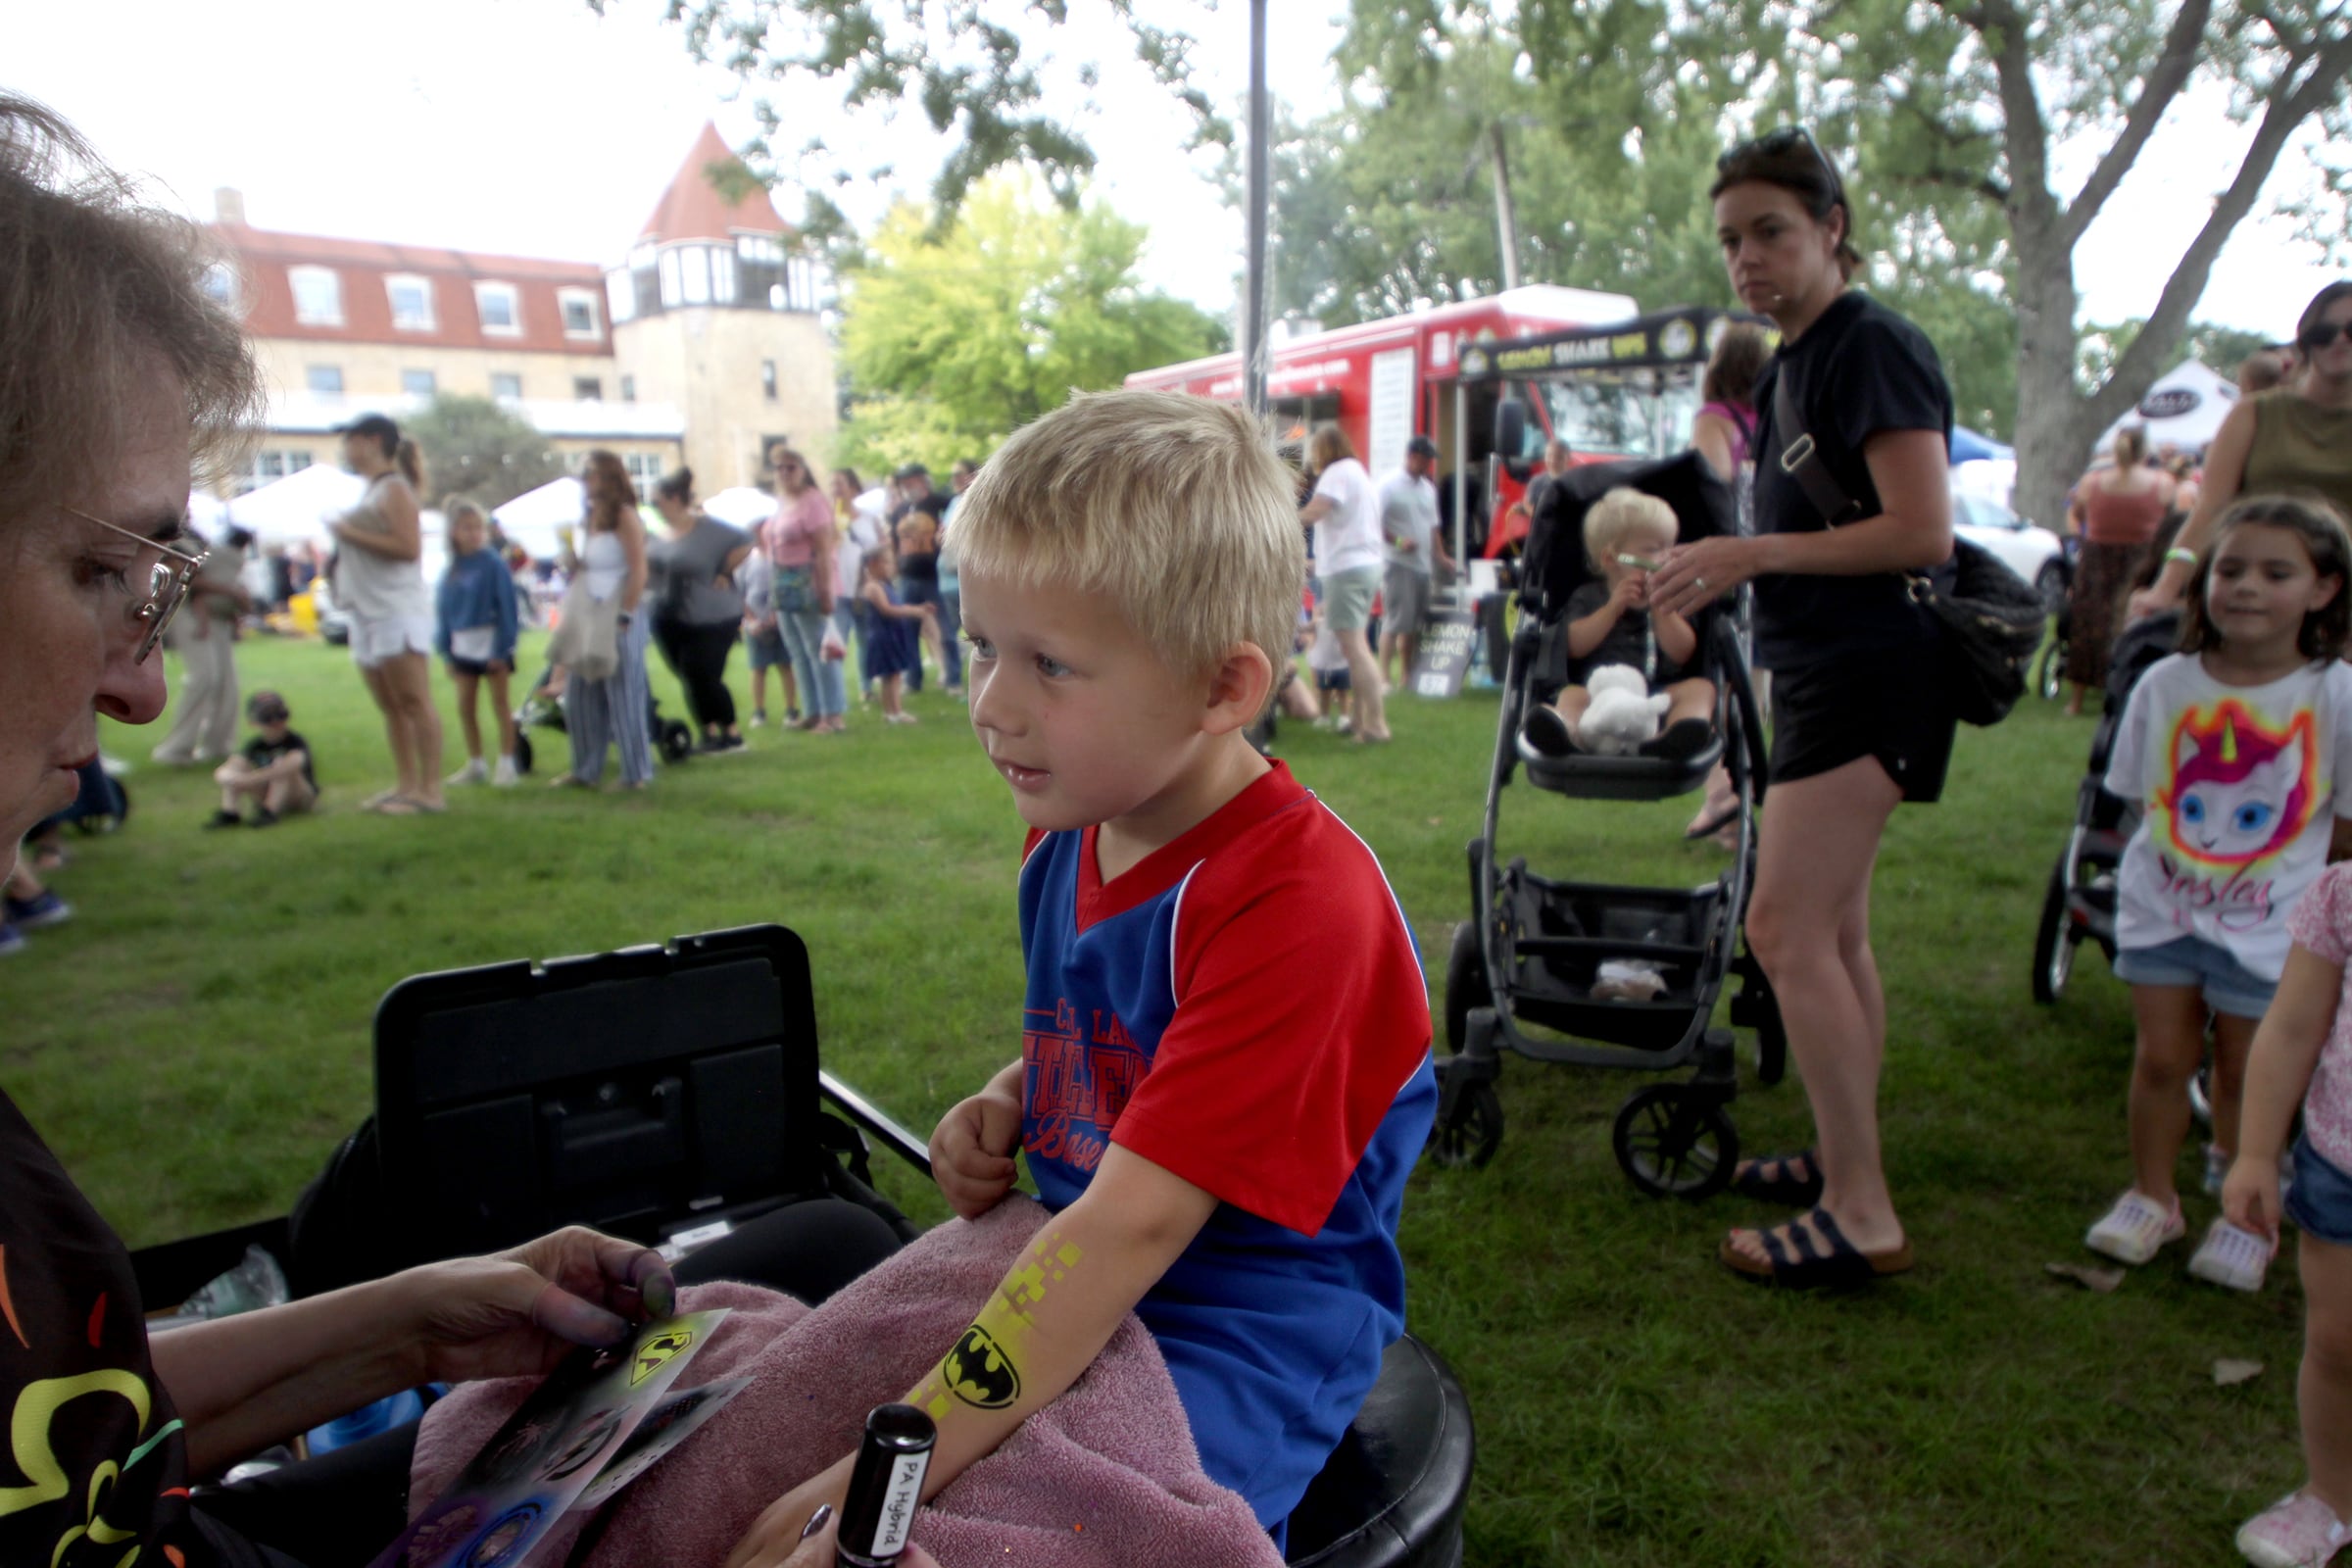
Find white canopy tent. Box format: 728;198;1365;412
702;487;778;529
225;464;367;545
2100;360;2240;457
490;476;585;562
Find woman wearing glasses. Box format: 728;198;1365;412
1650;127;1957;1290
0;96;909;1568
2132;282;2352;619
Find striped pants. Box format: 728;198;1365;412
564;611;654;785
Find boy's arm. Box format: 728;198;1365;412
725;1148;1217;1568
1652;604;1697;665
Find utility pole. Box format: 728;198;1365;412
1487;122;1521;290
1242;0;1270;416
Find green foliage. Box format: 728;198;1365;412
833;175;1227;475
402;394;565;511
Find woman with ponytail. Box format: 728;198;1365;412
2062;424;2175;712
329;414;446;813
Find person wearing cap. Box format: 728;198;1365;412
327;412;446;814
1377;434;1454;692
208;689;318;828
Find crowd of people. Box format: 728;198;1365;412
22;74;2352;1568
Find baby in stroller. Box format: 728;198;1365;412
1518;488;1717;760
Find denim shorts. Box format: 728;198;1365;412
2112;933;2278;1020
745;627;788;671
2287;1134;2352;1247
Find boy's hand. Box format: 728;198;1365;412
1609;573;1645;612
931;1085;1022;1220
2222;1154;2282;1244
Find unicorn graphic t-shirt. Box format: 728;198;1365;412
2106;653;2352;981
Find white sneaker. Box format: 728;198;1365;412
2188;1215;2274;1292
2085;1189;2185;1264
447;758;489;786
491;756;519;787
2237;1490;2351;1567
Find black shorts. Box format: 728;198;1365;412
444;655;507;678
1767;647;1957;803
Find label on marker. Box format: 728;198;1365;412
863;1451;928;1557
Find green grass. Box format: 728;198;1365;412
1;633;2306;1565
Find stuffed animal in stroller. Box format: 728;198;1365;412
1574;665;1672;755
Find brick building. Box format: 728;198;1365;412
206;123;836;500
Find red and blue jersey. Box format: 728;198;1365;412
1014;761;1437;1529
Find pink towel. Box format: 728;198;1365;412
410;1199;1285;1568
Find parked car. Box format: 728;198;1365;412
1952;485;2066;610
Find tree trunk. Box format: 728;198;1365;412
1487;122;1522;290
2007;210;2102;531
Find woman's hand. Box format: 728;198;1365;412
1648;536;1766;619
726;1453;862;1568
401;1226;679;1386
2125;577;2184;624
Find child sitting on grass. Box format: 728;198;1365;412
207;691;317;828
1520;486;1715;760
728;388;1438;1562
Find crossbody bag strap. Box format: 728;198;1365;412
1772;370;1864;527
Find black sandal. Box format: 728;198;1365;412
1720;1206;1914;1290
1730;1149;1824;1208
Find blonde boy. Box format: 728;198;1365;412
732;390;1438;1558
1521;486;1717;759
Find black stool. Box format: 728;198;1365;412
1285;1335;1474;1567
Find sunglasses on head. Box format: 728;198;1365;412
2302;321;2349;351
1720;124;1846;200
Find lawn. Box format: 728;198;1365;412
2;631;2303;1566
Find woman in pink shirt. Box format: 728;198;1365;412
760;447;845;732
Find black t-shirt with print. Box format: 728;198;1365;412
1750;291;1953;670
242;730;317;791
0;1088;208;1566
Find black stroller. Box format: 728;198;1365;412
1435;451;1784;1198
2030;610;2181;1004
513;659;697;774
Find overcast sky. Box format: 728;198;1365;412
12;0;2343;348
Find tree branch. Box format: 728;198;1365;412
2056;0;2213;250
2093;27;2352;427
1970;0;2059;230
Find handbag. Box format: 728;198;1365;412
774;564;814;616
546;573;621;682
1772;375;2044;726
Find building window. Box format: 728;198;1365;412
679;247;711;307
257;451;287;483
474;281;520;335
289;266;342;326
619;375;636;403
624;453;664;494
306;365;343;395
490;372;522;402
559;288;600;338
402;368;436;396
573;376;603;402
605;270;636;325
386;274;435;331
658;250;681;308
760;361;777;401
737;233;784;267
711;248;738;305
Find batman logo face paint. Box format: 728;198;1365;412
942;1325;1020;1409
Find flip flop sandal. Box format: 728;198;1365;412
1720;1207;1914;1290
1685;800;1741;840
1730;1149;1824;1208
360;788;402;810
371;797;421;817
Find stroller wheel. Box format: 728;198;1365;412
1612;1085;1738;1200
1429;1081;1502;1169
2034;637;2065;702
2031;861;2076;1004
1443;921;1491;1054
660;719;695;763
2189;1063;2213;1130
512;732;534;775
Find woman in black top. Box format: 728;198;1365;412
1651;127;1957;1290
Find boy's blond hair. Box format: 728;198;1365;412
953;389;1305;681
1584;487;1678;570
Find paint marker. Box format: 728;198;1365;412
835;1402;936;1567
1616;553;1664;571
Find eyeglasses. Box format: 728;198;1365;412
2303;321;2348;351
1721;124;1847;205
62;505;209;663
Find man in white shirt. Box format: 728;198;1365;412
1377;435;1454;691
